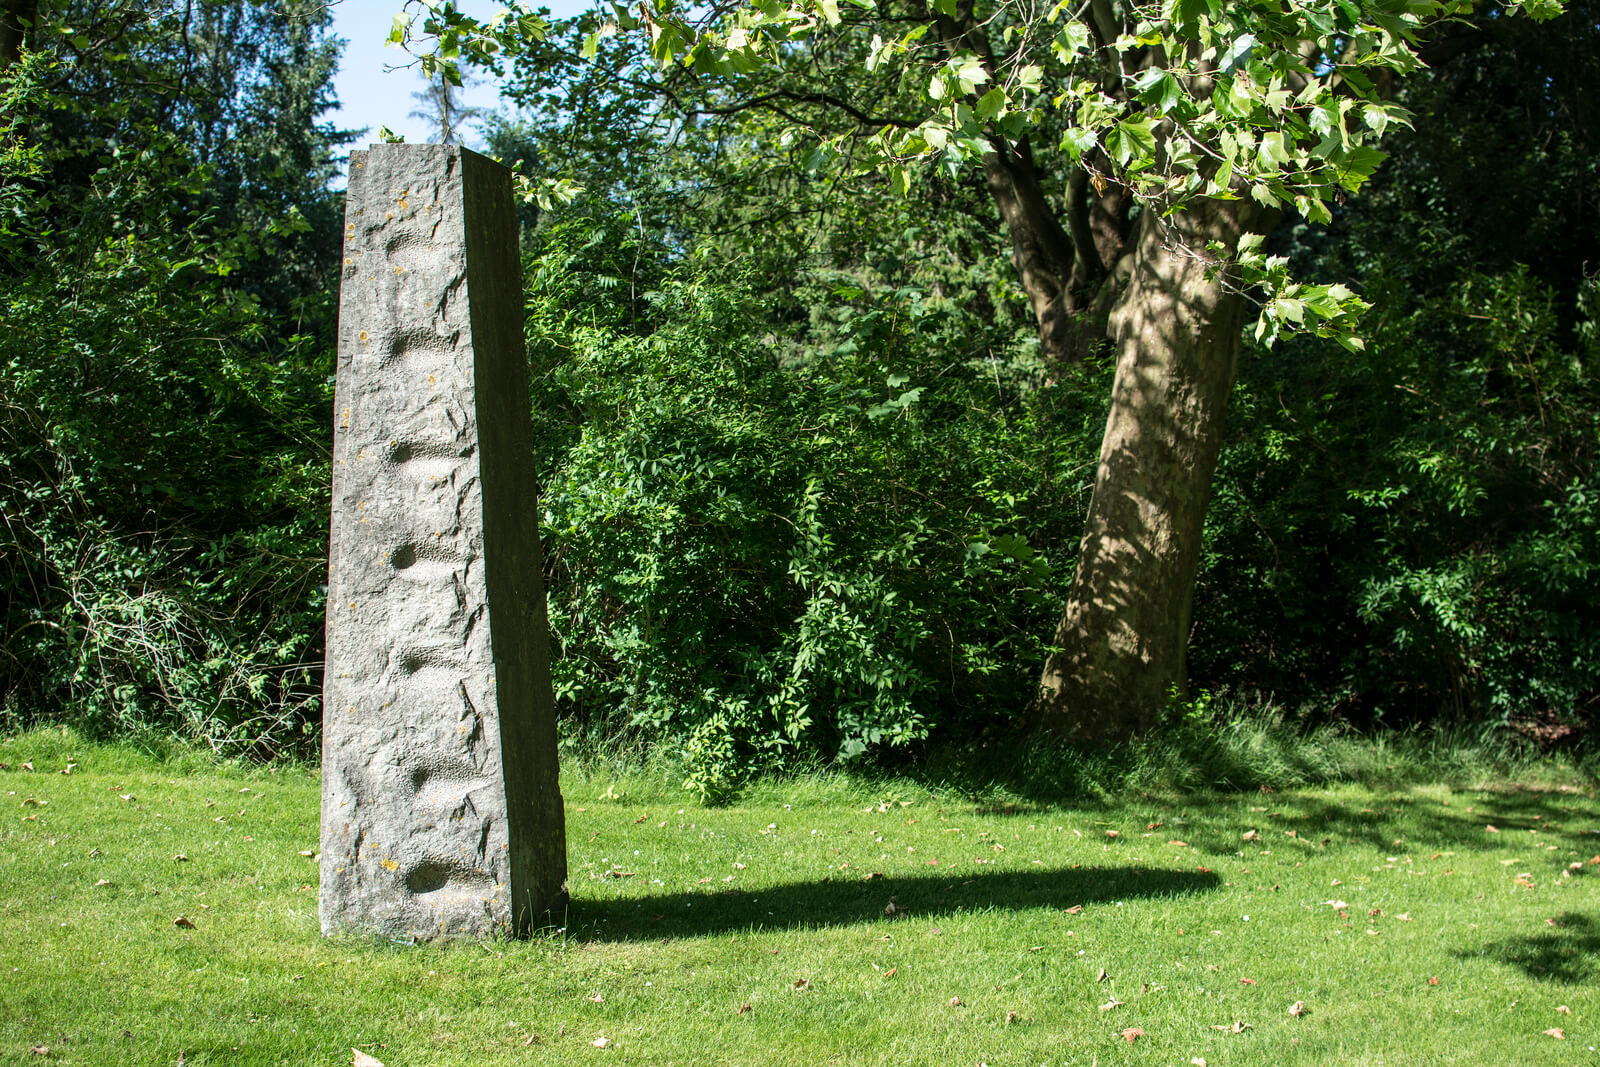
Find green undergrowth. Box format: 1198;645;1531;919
563;709;1598;810
2;728;1597;1066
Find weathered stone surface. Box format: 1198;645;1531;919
320;144;566;940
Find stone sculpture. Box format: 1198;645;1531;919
320;144;566;940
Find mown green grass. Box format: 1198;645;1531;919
2;728;1597;1066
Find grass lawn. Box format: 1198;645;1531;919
1;729;1596;1066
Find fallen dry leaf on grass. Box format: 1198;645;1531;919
1242;830;1261;842
1104;830;1120;839
587;993;604;1003
1427;977;1440;986
1555;1005;1571;1015
1099;997;1122;1011
1543;1029;1565;1040
1120;1028;1145;1043
1288;1001;1306;1017
28;1047;48;1057
1096;968;1110;983
792;978;811;990
591;1036;611;1048
1064;904;1084;915
1239;978;1256;986
1005;1010;1020;1025
736;1004;751;1016
1169;840;1189;848
172;916;195;929
948;997;963;1007
352;1051;384;1067
1212;1021;1252;1033
1485;825;1500;833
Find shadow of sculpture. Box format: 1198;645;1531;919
563;864;1220;942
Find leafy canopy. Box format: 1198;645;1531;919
396;0;1564;345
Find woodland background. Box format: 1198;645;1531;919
0;0;1595;795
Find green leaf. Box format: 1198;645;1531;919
975;87;1006;122
888;163;911;196
1166;0;1210;35
1106;116;1156;168
1331;144;1387;192
1362;103;1389;138
1060;126;1098;160
956;58;990;94
1256;130;1291;168
1220;32;1256;75
1133;69;1182;114
1055;19;1091;54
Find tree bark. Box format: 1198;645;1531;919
982;138;1080;364
981;140;1132;366
0;0;34;67
1033;196;1275;741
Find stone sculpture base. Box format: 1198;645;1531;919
320;144;566;940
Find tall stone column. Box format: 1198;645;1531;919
320;144;566;940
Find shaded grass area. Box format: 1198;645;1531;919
2;728;1597;1066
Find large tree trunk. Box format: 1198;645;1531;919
1033;196;1274;741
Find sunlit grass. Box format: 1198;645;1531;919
2;727;1596;1065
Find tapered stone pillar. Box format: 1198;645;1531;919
320;144;566;940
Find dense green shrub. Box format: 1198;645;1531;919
1197;268;1599;734
523;219;1100;796
0;3;343;754
1192;4;1600;735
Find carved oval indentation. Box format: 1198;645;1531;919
386;440;471;483
398;646;456;675
378;326;457;368
410;766;493;811
384;228;421;258
386;541;465;583
404;860;493;896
